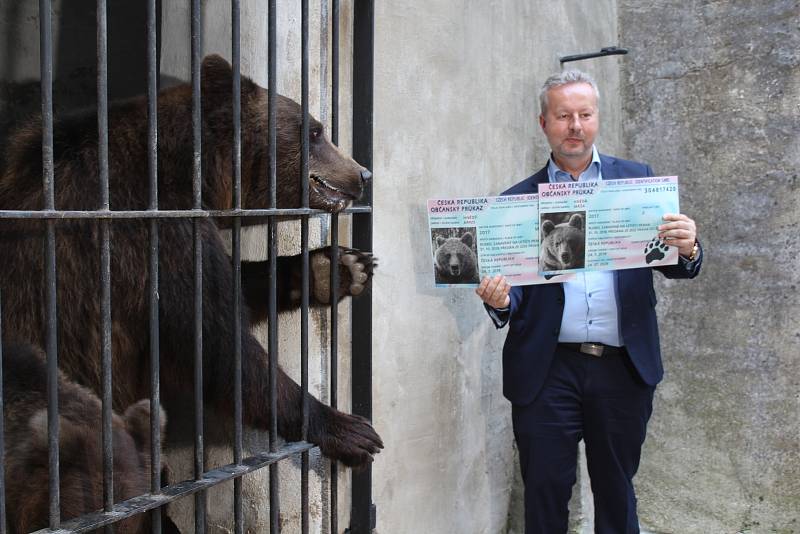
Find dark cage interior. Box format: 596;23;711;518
0;1;376;532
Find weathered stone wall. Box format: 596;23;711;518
618;1;800;532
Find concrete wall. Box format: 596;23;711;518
618;1;800;532
370;2;621;532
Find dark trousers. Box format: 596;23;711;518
512;345;655;534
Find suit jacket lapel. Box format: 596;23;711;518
600;154;619;180
530;164;549;191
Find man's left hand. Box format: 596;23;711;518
659;213;697;258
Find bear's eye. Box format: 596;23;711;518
310;127;323;140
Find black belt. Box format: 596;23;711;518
558;342;625;357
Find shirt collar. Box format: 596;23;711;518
547;146;602;183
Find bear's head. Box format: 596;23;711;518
434;232;477;281
541;213;585;269
13;400;166;534
201;54;370;213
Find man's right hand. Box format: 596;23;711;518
476;274;511;309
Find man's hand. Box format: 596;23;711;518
659;213;698;258
476;274;511;309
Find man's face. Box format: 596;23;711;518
539;82;599;166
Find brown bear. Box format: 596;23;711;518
433;231;479;284
0;54;382;468
2;342;164;533
539;212;585;271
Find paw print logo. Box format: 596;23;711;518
644;237;670;264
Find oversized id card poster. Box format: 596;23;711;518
427;195;567;288
536;176;680;276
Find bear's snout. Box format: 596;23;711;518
449;264;461;275
360;169;372;186
561;251;572;264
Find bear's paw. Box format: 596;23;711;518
644;237;670;264
315;409;384;468
310;246;376;303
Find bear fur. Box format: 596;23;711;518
2;343;164;534
540;213;585;271
433;232;479;284
0;54;381;467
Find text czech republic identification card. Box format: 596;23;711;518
427;195;568;287
536;177;681;276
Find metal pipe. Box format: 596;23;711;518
231;2;244;534
146;2;163;532
96;4;115;532
559;46;628;64
330;2;341;529
28;442;315;534
301;0;311;532
350;0;375;531
267;2;281;532
190;0;206;530
0;206;372;219
0;292;6;534
39;0;60;528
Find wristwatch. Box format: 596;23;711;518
686;240;699;262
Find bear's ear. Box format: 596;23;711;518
123;399;167;453
202;54;257;101
28;410;87;459
568;213;584;230
435;236;446;247
461;232;474;248
541;220;555;236
202;54;234;99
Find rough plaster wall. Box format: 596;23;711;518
618;1;800;532
158;1;355;532
371;2;620;532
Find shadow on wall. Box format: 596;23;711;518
0;0;164;171
409;202;490;339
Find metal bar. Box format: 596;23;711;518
96;4;115;533
267;1;280;532
559;46;628;64
0;292;6;534
231;2;244;534
350;0;375;531
191;0;206;531
148;216;161;531
330;2;340;529
300;0;311;532
0;206;373;219
29;442;316;534
39;0;60;528
331;0;339;146
329;215;339;534
146;1;162;533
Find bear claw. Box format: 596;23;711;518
316;410;384;468
311;246;375;304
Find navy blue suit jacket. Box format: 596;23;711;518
488;155;702;406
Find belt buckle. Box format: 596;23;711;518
580;342;604;357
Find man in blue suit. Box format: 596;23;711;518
476;70;702;533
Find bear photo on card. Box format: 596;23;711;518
431;227;480;286
539;211;586;272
